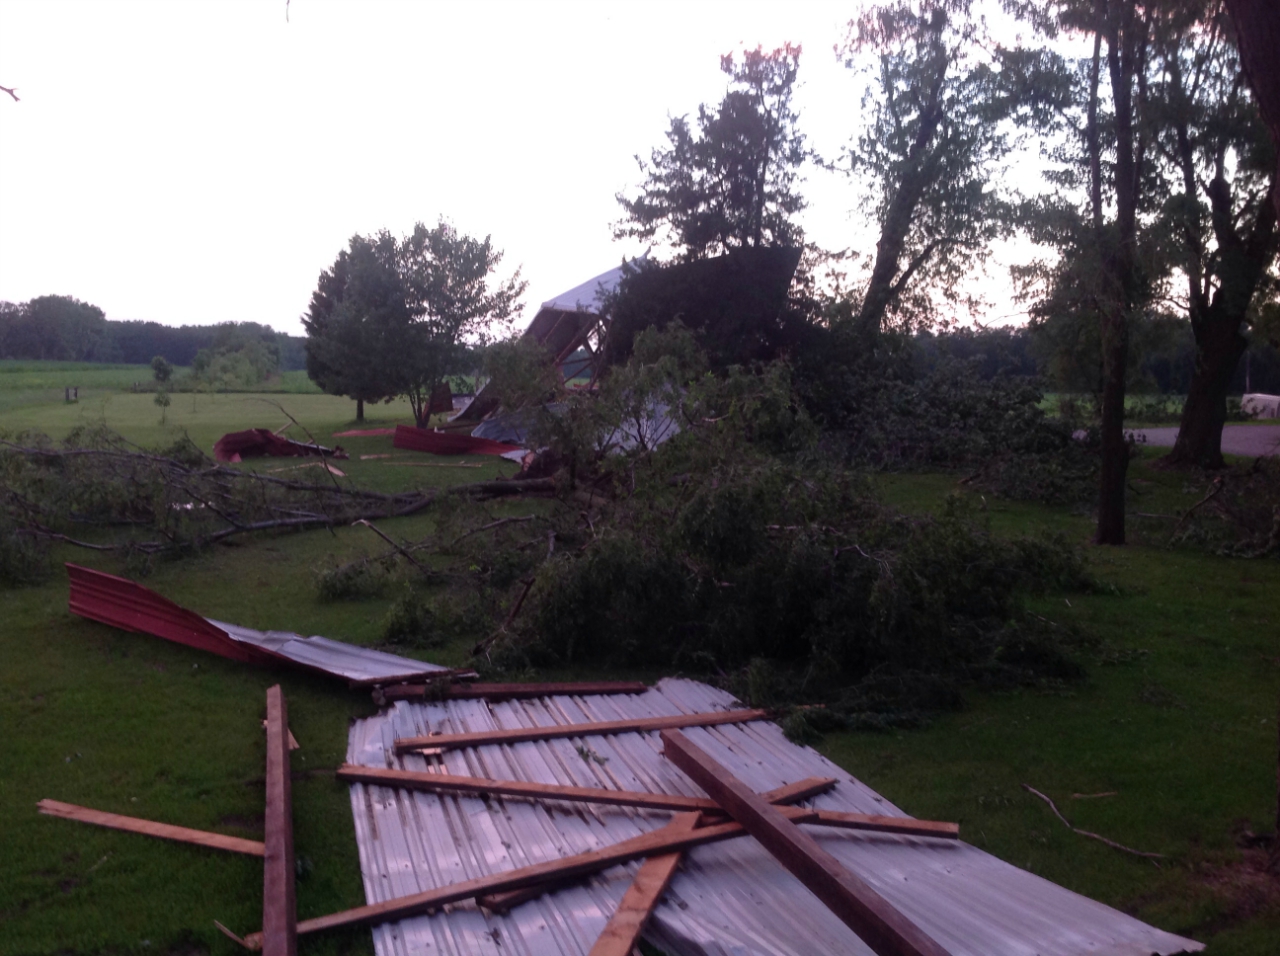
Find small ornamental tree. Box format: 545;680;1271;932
150;355;172;384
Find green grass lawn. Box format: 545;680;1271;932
1;385;1278;954
0;360;324;424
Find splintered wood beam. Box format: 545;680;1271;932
262;685;297;956
477;776;839;913
660;729;948;956
241;805;823;949
379;680;648;702
392;708;768;754
36;799;265;857
589;812;702;956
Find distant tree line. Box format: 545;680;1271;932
918;323;1280;395
0;294;307;370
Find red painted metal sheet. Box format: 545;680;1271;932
66;563;280;666
213;429;347;463
66;564;450;684
392;425;520;457
332;428;396;438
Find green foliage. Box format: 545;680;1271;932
0;295;117;362
306;220;526;426
1169;460;1280;559
150;355;172;384
840;1;1049;333
615;44;806;259
797;323;1097;503
314;555;396;601
447;334;1096;720
152;388;170;425
382;588;444;648
184;339;280;390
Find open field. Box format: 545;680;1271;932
0;361;323;421
1;383;1278;954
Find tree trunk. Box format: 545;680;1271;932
1223;0;1280;220
1221;0;1280;879
1096;309;1129;544
356;397;365;422
1163;316;1248;469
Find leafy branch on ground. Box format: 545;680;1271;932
0;425;553;585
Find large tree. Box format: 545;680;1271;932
1015;1;1158;545
303;232;411;422
1154;0;1277;469
304;221;525;427
394;220;526;427
615;44;807;260
842;1;1049;336
0;295;114;362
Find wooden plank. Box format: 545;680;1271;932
36;799;265;857
393;708;769;754
337;767;839;813
660;729;948;956
477;776;839;914
588;813;700;956
262;685;297;956
337;767;953;838
379;680;648;702
242;805;822;949
810;810;958;839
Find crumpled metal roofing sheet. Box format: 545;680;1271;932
345;678;1201;956
67;563;450;683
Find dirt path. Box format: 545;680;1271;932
1129;424;1280;457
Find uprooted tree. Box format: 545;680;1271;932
316;324;1098;729
0;426;553;586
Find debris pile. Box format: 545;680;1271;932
213;428;348;463
38;570;1203;956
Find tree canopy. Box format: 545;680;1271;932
303;220;526;426
614;44;807;260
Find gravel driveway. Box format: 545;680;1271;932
1128;424;1280;457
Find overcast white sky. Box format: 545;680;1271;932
0;0;1029;336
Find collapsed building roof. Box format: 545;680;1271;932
344;680;1200;956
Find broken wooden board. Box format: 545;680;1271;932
476;776;840;913
392;708;769;754
241;805;824;948
588;812;701;956
37;799;265;857
262;685;296;956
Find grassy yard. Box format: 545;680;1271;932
1;384;1277;954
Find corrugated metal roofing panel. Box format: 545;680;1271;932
345;678;1202;956
67;564;451;684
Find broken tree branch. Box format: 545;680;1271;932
1021;785;1164;860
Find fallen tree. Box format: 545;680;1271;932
0;425;552;584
